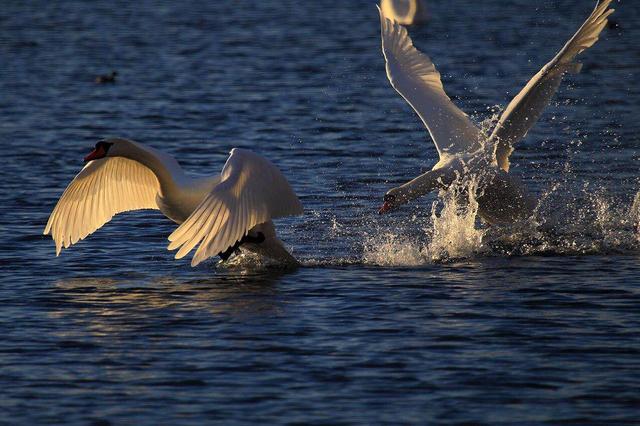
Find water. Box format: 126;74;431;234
1;0;639;424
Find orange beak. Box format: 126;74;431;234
378;201;393;215
84;145;106;162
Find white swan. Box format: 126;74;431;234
44;138;303;266
377;1;614;224
380;0;428;26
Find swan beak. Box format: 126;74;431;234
378;201;393;215
84;145;106;162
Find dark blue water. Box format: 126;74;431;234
1;0;639;424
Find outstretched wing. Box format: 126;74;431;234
489;0;615;172
44;157;160;255
379;6;481;157
167;149;303;266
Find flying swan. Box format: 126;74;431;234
377;1;615;224
44;138;303;266
380;0;428;26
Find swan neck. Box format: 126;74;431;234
398;170;442;203
118;143;181;195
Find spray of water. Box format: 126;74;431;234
425;175;485;261
363;175;485;265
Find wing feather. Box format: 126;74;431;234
44;157;160;254
379;6;481;157
168;148;303;266
490;0;614;172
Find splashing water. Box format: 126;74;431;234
630;191;640;239
361;232;426;266
218;251;300;270
363;176;485;266
477;105;503;141
427;175;486;260
485;182;640;257
362;153;639;266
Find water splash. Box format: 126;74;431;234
217;251;299;271
362;232;426;266
362;178;639;266
363;176;485;266
427;176;485;260
488;183;640;256
630;191;640;239
477;105;503;141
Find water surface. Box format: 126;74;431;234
1;0;639;424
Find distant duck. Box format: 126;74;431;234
44;138;303;267
380;0;428;26
95;71;117;84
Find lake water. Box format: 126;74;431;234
1;0;639;424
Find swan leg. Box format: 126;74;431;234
217;232;266;261
218;243;240;261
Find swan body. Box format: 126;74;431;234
44;138;303;266
377;1;614;224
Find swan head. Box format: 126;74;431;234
84;138;132;162
378;189;406;214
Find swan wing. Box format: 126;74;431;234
490;0;614;172
379;6;481;157
44;157;160;255
167;149;303;266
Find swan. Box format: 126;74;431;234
44;138;303;266
380;0;428;26
377;1;614;224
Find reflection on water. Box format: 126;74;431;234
51;270;291;332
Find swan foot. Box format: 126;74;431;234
217;232;266;261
